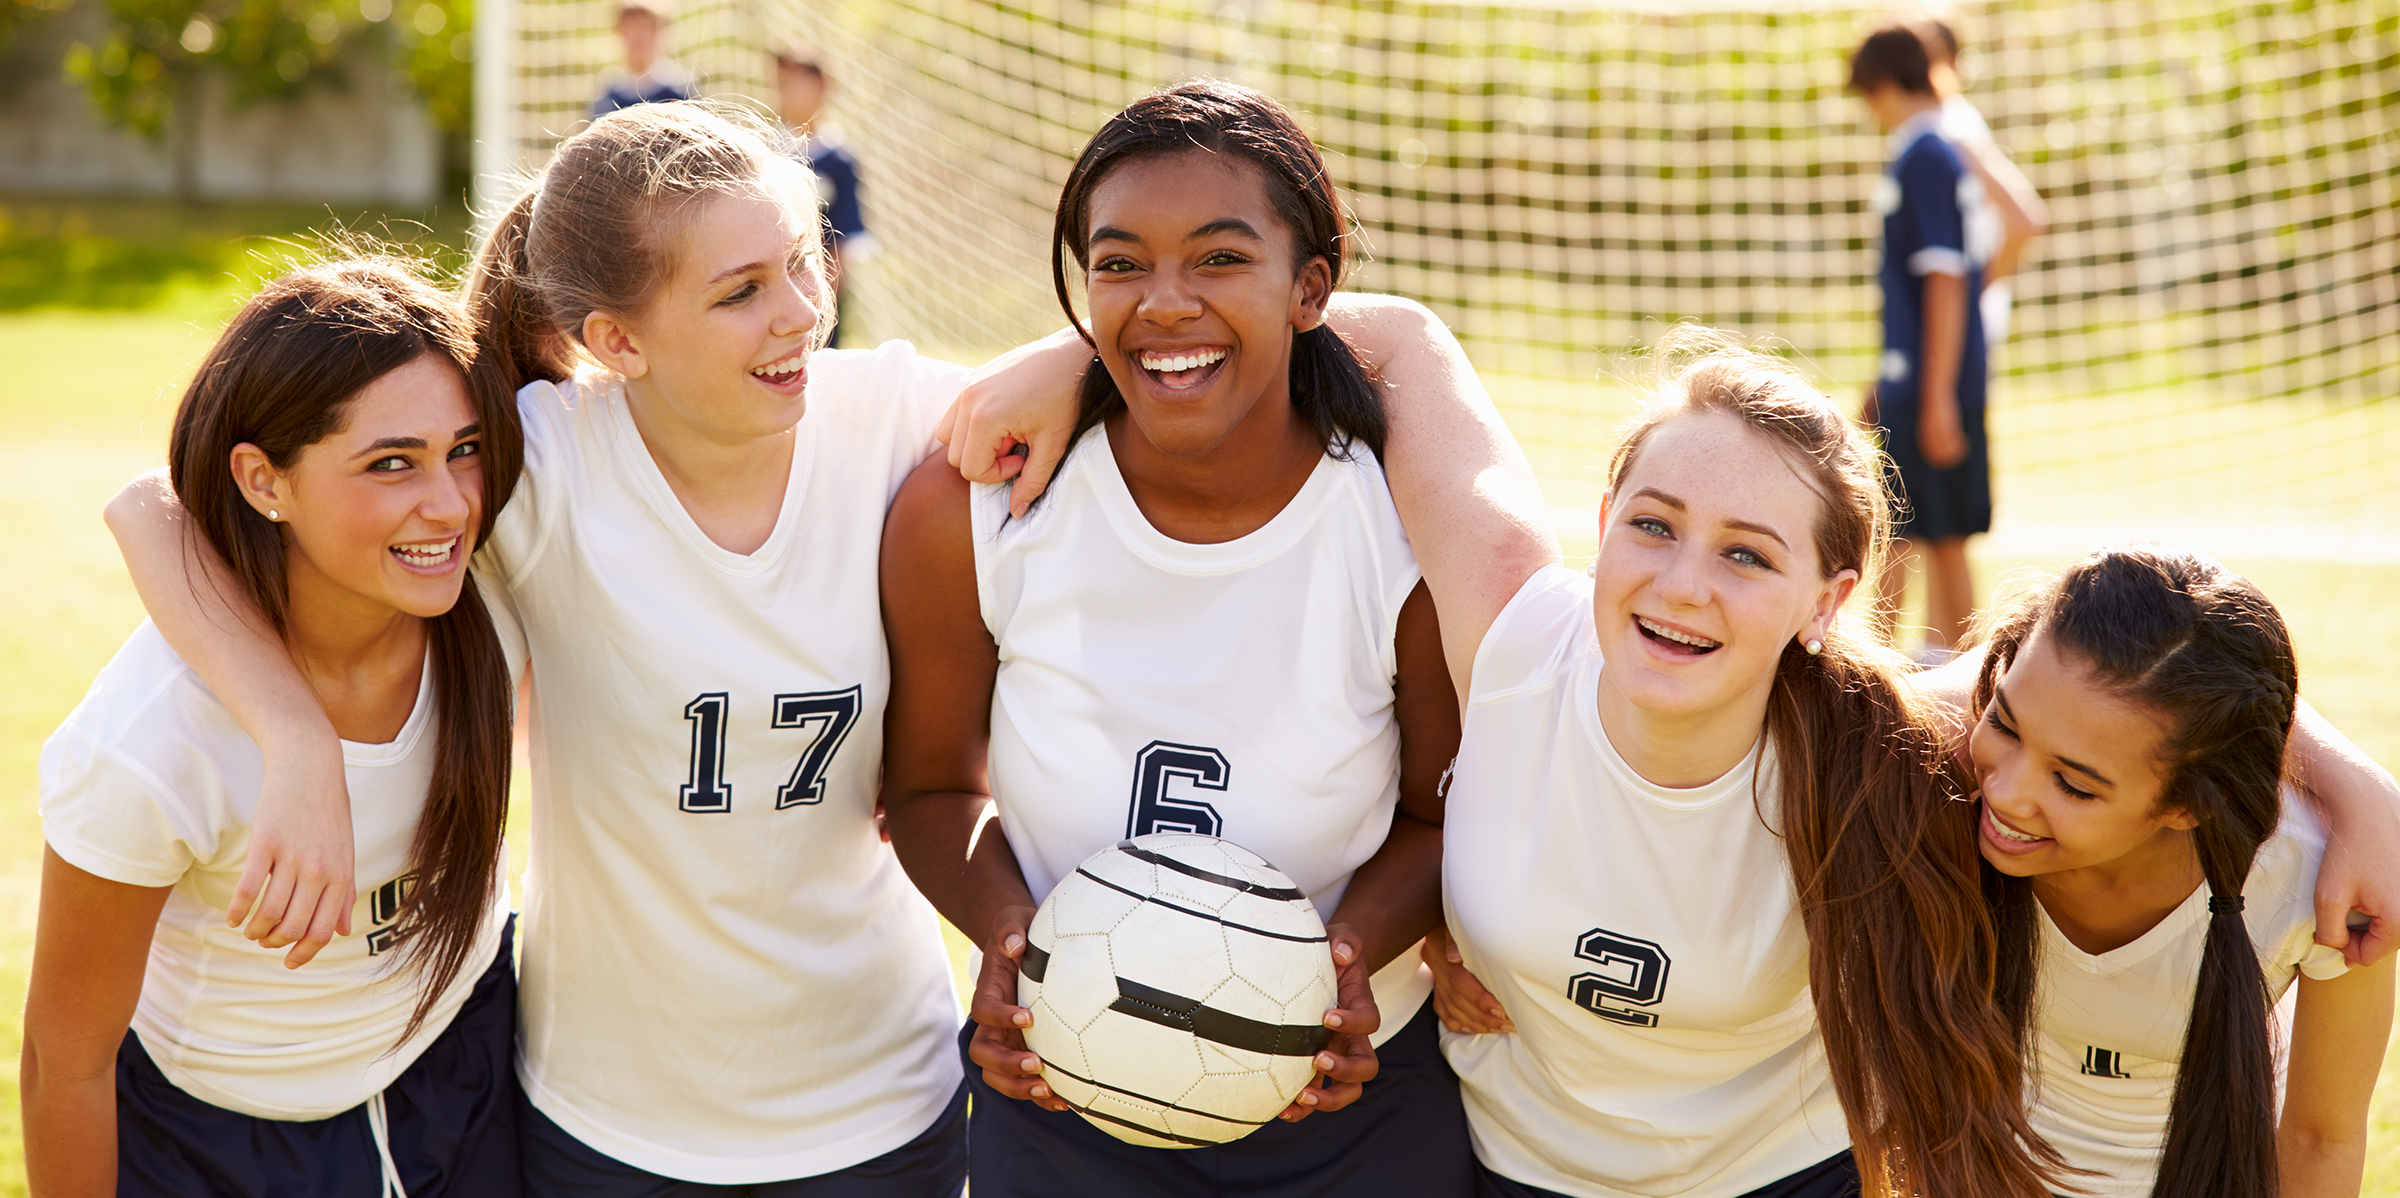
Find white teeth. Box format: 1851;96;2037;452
393;539;458;566
751;355;806;378
1637;616;1719;649
1988;810;2043;842
1140;348;1227;374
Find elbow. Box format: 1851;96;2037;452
101;468;176;543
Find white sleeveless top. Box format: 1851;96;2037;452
2029;801;2349;1196
40;623;511;1121
481;343;965;1183
1441;566;1848;1198
972;424;1434;1038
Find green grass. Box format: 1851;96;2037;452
0;311;2393;1193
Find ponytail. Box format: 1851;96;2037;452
1973;546;2299;1198
466;187;577;392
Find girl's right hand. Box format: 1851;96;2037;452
234;734;356;968
966;904;1072;1111
1424;925;1513;1034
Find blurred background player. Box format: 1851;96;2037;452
1852;24;1987;661
775;46;874;347
590;2;692;118
1914;11;2047;349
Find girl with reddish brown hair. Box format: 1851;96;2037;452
25;257;522;1197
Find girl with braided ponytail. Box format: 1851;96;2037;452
1967;546;2393;1197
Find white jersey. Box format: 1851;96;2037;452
973;425;1434;1040
1441;567;1847;1198
39;623;511;1121
2029;801;2349;1196
484;343;964;1183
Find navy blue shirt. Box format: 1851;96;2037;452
591;75;694;119
1876;120;1985;417
805;138;868;243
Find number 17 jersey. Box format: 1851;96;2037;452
480;344;964;1184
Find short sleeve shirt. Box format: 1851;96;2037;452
1875;113;1987;411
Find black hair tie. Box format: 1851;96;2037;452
2208;894;2245;914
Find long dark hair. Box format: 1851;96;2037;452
1608;328;2065;1198
1974;546;2298;1198
165;257;521;1045
1049;80;1384;463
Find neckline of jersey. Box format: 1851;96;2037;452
336;648;435;768
2036;881;2208;973
597;374;817;577
1573;640;1767;813
1076;423;1347;575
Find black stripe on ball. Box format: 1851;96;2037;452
1115;842;1308;902
1062;1099;1234;1147
1020;942;1050;983
1109;978;1333;1057
1038;1057;1274;1128
1075;869;1328;944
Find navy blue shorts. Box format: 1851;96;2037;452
115;917;523;1198
964;998;1475;1198
1475;1151;1858;1198
1877;395;1991;541
518;1079;965;1197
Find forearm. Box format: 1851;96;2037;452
1324;294;1556;684
2276;1131;2367;1198
2293;700;2398;813
885;790;1036;940
21;1058;117;1198
104;472;328;752
1918;273;1966;412
1324;812;1444;973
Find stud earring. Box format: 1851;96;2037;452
267;510;279;521
1804;638;1823;655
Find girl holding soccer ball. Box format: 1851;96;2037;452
104;98;1548;1195
26;258;522;1196
881;81;1482;1196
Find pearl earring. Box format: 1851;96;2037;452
1804;638;1823;655
267;510;279;521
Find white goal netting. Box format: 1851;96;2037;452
487;0;2400;552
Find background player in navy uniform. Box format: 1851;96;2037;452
775;46;872;348
1851;25;1988;659
881;82;1479;1197
590;1;693;118
26;259;521;1197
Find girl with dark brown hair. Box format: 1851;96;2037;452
24;257;523;1197
1968;546;2393;1198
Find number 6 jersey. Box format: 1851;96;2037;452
1440;566;1849;1198
973;425;1433;1036
481;343;964;1184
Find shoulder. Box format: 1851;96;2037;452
1938;97;1994;145
1468;564;1592;704
808;342;969;415
1898;132;1966;182
40;626;242;884
886;448;976;561
46;624;219;757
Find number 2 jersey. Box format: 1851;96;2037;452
1440;566;1848;1198
972;425;1434;1035
482;343;964;1183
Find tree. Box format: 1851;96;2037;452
63;0;474;200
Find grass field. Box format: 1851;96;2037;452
0;306;2393;1193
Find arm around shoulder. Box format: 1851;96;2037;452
2292;700;2400;966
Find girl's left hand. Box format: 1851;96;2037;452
1280;924;1382;1121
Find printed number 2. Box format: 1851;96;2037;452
1125;741;1227;838
678;687;862;814
1569;928;1672;1028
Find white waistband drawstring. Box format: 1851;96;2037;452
366;1091;409;1198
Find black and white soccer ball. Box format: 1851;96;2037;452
1018;833;1339;1148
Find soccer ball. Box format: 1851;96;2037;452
1018;833;1340;1148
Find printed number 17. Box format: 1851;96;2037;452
678;687;862;814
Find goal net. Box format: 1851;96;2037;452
484;0;2399;554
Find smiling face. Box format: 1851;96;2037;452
585;182;825;445
1592;410;1857;724
235;353;484;622
1969;625;2191;876
1081;150;1331;460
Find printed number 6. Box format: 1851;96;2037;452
1569;928;1671;1028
